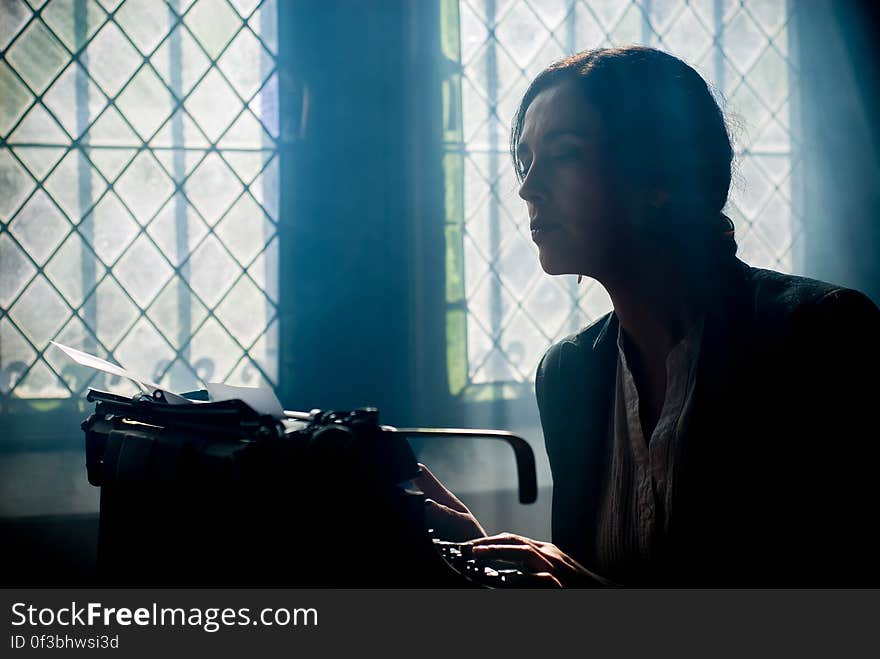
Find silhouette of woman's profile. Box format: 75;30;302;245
416;46;880;587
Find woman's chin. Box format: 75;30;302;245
538;252;572;276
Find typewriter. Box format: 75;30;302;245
82;389;537;587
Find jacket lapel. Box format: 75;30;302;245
556;312;618;564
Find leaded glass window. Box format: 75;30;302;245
442;0;800;399
1;0;279;405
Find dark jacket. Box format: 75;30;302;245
535;259;880;586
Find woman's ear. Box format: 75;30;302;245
625;187;668;231
647;188;670;209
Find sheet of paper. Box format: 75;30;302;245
206;383;284;418
50;341;158;394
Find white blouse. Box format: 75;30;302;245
594;315;705;582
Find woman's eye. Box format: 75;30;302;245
552;148;578;160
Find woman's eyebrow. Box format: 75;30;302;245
517;130;591;161
542;130;591;143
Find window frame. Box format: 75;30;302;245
0;0;284;448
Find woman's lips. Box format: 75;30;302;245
530;224;560;242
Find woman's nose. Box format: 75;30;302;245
518;166;546;206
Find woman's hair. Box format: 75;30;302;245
511;46;737;260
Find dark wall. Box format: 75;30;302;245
277;1;447;426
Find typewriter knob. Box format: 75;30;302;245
309;424;355;458
352;407;379;425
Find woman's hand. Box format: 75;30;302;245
466;533;613;588
413;463;487;542
413;463;611;587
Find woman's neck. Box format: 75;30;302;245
601;258;704;362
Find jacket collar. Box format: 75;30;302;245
549;258;755;564
586;257;754;356
592;311;618;352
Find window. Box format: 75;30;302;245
442;0;800;399
0;0;279;409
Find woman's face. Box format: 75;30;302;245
517;79;635;279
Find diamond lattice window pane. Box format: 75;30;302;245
2;0;280;400
1;318;37;394
250;155;278;220
215;194;273;265
152;147;206;183
85;21;143;97
86;146;137;183
187;234;240;307
185;68;242;143
43;149;107;220
44;231;96;307
0;61;34;136
13;146;67;181
749;47;788;112
254;69;278;136
663;6;714;63
447;0;801;395
244;316;278;381
8;275;71;346
228;0;261;19
113;317;176;385
0;0;31;51
40;0;106;52
150;110;210;148
184;0;242;59
78;191;140;265
223;149;273;185
8;103;69;145
115;65;177;140
0;149;35;220
215;276;273;347
188;317;243;382
9;190;70;265
14;360;70;398
113;0;175;56
147;277;209;349
113;234;174;307
725;10;767;74
146;192;210;266
247;235;278;302
0;232;37;309
152;25;212;99
81;105;141;146
48;316;108;394
217;27;274;101
249;0;277;54
114;151;175;223
218;109;272;148
184;152;243;225
5;18;70;94
81;275;139;348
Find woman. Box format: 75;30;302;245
416;46;880;587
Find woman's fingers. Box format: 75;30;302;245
424;499;487;542
468;532;537;547
469;535;583;573
502;572;563;589
471;544;554;573
413;463;469;514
